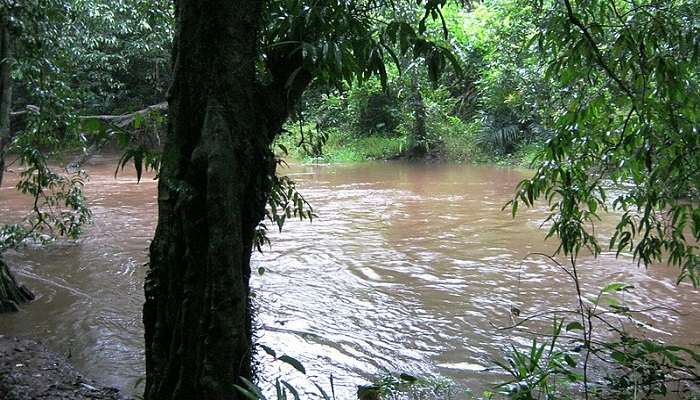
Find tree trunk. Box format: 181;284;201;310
0;13;13;187
408;72;427;158
0;15;31;315
143;0;311;398
0;257;35;313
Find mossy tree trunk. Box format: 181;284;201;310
0;258;34;313
143;1;310;399
0;12;13;187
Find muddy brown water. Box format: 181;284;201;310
0;155;698;397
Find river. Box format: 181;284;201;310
1;156;698;398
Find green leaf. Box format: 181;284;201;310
234;384;261;400
564;354;576;367
280;380;301;400
133;113;144;129
81;118;102;133
566;321;584;331
279;355;306;375
587;198;597;213
259;344;276;358
611;350;627;363
134;150;143;183
601;282;633;294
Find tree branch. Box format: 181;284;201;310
562;0;638;110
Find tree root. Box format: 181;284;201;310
0;257;34;313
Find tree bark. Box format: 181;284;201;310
0;13;13;187
143;1;310;398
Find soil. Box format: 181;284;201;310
0;336;130;400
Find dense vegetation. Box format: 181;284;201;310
278;2;550;165
0;0;698;399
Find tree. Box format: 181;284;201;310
0;10;11;187
406;69;428;156
142;2;271;397
142;0;460;398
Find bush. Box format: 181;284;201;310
358;92;401;136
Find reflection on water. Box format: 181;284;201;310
0;156;698;397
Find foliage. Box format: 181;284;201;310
277;123;407;162
0;141;91;251
3;0;698;396
237;344;460;400
495;319;579;399
254;163;315;253
235;345;336;400
110;106;167;182
68;0;173;112
509;0;700;285
272;0;557;164
458;0;553;157
358;91;401;136
366;373;458;400
1;0;173;252
491;1;700;398
439;118;481;162
6;0;172;113
0;0;97;248
280;73;468;162
494;256;700;400
260;0;460;92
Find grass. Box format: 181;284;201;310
277;125;407;163
440;125;482;163
436;120;544;168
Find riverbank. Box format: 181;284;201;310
276;127;544;167
0;336;128;400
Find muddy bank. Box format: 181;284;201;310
0;336;129;400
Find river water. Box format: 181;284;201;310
0;156;698;397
